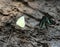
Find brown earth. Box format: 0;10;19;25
0;0;60;47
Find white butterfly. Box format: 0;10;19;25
16;16;25;28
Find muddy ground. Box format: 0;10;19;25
0;0;60;47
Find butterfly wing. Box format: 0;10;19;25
16;16;25;28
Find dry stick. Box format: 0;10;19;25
0;9;9;16
14;7;41;28
21;2;44;14
19;10;40;21
12;4;45;29
22;2;53;19
0;40;6;43
21;12;40;28
13;3;41;21
0;12;9;16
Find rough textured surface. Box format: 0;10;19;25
0;0;60;47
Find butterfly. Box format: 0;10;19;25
16;16;25;28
